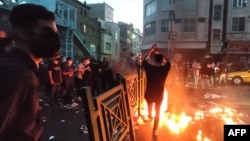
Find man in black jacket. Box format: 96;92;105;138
142;44;171;136
0;4;60;141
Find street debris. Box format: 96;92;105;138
41;116;47;123
48;136;55;140
80;124;88;134
203;92;227;99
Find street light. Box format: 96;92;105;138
131;33;136;54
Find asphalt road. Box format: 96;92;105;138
39;95;90;141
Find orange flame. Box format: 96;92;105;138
135;87;244;140
139;88;192;134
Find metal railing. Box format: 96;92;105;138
81;71;146;141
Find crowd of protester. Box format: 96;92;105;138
38;56;117;107
167;58;229;89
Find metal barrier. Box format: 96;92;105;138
121;72;146;117
81;84;136;141
81;71;146;141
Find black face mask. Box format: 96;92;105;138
29;26;61;58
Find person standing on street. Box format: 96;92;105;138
61;57;77;105
142;43;171;136
76;57;92;101
192;59;202;88
48;54;62;106
0;4;60;141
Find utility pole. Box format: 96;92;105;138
223;0;228;64
169;10;175;59
207;0;213;55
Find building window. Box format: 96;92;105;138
233;0;247;7
198;18;205;22
90;44;96;53
80;22;83;33
169;0;175;4
161;19;168;32
144;21;156;36
84;10;87;16
213;29;221;40
105;42;111;51
83;24;87;33
145;0;156;17
232;17;245;31
175;18;182;23
183;18;195;32
214;5;222;21
80;8;83;15
91;27;96;36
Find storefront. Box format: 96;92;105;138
227;41;250;70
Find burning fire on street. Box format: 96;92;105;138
133;88;248;141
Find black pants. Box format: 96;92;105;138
146;98;163;131
50;83;61;105
62;77;74;104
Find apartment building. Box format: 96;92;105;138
0;0;102;60
226;0;250;67
88;2;114;22
87;3;141;59
62;0;101;60
143;0;250;66
87;2;117;61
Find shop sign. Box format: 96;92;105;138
228;41;250;52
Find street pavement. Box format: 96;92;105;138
39;84;250;141
39;95;90;141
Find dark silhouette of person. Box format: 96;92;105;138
101;58;114;91
48;55;62;106
89;58;103;96
142;43;171;136
61;57;77;104
0;4;60;141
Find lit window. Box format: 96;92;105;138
232;17;245;31
90;44;96;53
83;24;87;33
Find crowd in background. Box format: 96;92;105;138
167;56;229;90
38;55;117;107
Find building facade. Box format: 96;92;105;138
142;0;250;67
88;2;118;62
226;0;250;68
0;0;102;60
62;0;101;60
142;0;209;60
88;2;114;22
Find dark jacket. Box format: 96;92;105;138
0;48;43;141
142;60;171;102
